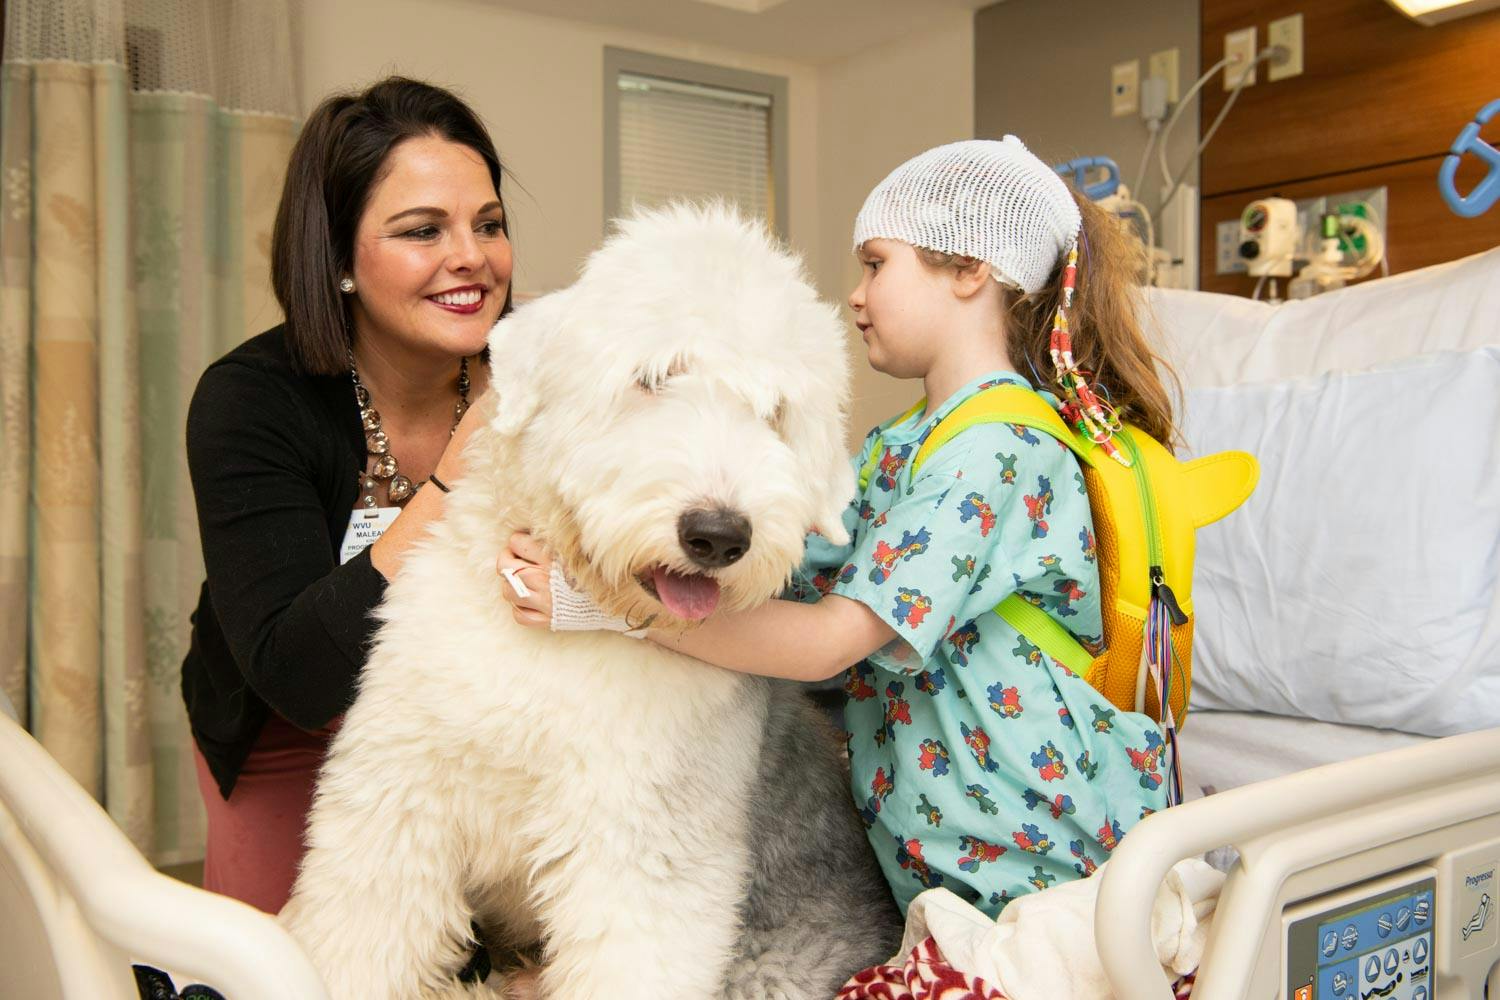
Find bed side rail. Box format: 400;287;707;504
1097;726;1500;1000
0;713;330;1000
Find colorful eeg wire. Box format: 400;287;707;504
1047;245;1132;469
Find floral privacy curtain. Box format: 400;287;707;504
0;0;300;864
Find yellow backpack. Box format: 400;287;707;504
859;384;1258;745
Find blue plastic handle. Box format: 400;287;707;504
1052;156;1121;201
1439;98;1500;219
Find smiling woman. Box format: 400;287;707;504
179;77;511;932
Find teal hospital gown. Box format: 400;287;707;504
789;370;1170;917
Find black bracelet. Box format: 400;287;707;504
427;474;451;494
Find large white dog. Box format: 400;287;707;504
281;204;903;999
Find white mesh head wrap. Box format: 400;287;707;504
852;136;1082;296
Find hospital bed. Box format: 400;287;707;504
1102;245;1500;998
4;249;1499;999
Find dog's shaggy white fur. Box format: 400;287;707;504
281;205;902;999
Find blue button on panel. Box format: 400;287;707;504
1414;893;1432;925
1319;959;1357;997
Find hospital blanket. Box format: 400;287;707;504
840;859;1222;1000
837;934;1006;999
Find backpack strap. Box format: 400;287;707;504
995;594;1095;674
909;384;1098;674
910;384;1089;477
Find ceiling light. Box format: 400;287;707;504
1385;0;1500;25
686;0;794;12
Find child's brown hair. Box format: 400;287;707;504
917;193;1179;449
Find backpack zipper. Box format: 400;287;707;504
1108;431;1187;808
1117;432;1187;625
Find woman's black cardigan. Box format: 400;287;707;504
182;327;387;797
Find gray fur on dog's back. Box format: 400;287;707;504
722;680;904;998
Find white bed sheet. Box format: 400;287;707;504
1178;709;1431;800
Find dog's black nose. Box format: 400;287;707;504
678;508;752;569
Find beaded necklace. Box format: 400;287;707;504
347;351;469;507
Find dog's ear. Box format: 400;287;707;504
487;290;569;436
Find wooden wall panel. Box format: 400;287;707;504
1195;0;1500;292
1199;0;1500;197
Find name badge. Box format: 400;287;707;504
340;507;400;564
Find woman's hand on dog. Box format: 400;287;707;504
499;532;553;627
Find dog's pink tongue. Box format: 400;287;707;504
652;568;721;620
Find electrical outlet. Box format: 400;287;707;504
1268;13;1304;81
1224;27;1257;90
1148;47;1180;103
1216;219;1248;275
1111;59;1140;117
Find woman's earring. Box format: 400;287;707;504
339;277;356;294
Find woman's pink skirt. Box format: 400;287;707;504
192;712;335;914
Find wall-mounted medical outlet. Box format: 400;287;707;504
1148;47;1180;103
1268;14;1304;81
1239;197;1298;276
1213;186;1388;276
1321;186;1388;267
1111;59;1140;117
1273;187;1388;265
1215;220;1249;275
1224;27;1257;90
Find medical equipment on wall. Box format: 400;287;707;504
1057;44;1288;291
1237;198;1298;278
1052;155;1173;286
1439;98;1500;218
1286;214;1349;300
1231;196;1387;301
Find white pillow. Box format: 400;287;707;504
1147;246;1500;389
1181;346;1500;737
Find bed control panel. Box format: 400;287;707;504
1284;868;1437;1000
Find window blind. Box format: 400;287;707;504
617;71;774;225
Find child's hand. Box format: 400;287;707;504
497;532;553;627
498;533;646;637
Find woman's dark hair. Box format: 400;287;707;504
271;76;512;375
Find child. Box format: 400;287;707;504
502;138;1178;917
